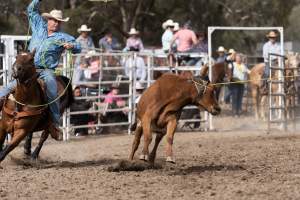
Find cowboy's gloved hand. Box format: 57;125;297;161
63;43;74;50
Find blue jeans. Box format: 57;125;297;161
231;83;244;115
0;69;60;125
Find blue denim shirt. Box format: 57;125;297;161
27;0;81;69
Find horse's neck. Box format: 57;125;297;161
14;80;42;104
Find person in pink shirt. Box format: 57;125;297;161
124;28;144;51
169;22;197;53
104;85;125;106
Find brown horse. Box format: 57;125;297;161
129;74;221;164
200;61;233;100
0;51;73;162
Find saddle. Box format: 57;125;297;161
1;78;48;120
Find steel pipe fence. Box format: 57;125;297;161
59;52;210;140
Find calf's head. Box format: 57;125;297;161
194;80;221;115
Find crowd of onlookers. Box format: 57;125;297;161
69;20;281;135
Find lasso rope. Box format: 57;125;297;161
192;74;300;89
13;40;74;108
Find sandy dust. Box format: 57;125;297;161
1;115;300;200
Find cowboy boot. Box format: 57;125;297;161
48;122;63;141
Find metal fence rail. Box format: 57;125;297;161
59;52;209;140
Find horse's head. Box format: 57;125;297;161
12;51;36;84
286;52;300;78
193;78;221;115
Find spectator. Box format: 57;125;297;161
76;24;95;53
123;48;147;81
124;28;144;52
191;31;208;53
224;48;236;104
104;84;128;123
161;19;175;53
73;50;101;88
170;22;180;53
216;46;227;63
169;21;197;53
135;81;145;104
70;86;93;136
230;53;250;117
104;84;125;107
98;29;121;52
261;30;281;93
186;31;208;66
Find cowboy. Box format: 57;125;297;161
262;31;281;80
124;28;144;52
161;19;175;53
216;46;227;63
260;31;281;93
0;0;81;140
76;24;95;53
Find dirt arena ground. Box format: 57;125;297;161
1;116;300;200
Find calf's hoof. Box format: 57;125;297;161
166;156;176;164
139;154;149;161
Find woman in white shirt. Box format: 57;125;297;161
231;53;250;117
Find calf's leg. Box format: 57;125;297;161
140;117;152;161
165;117;177;163
129;124;143;160
149;133;164;164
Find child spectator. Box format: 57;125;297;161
70;86;93;136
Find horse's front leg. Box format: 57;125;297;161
0;125;7;152
31;130;49;160
23;132;33;156
0;129;27;163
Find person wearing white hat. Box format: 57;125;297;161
76;24;95;53
124;28;144;52
216;46;227;63
161;19;175;53
135;82;145;104
0;0;81;140
262;31;281;87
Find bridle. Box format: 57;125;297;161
190;78;209;97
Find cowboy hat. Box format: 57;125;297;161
217;46;226;52
42;10;69;22
266;31;278;38
173;22;180;31
162;19;175;29
85;50;97;58
135;82;144;90
128;28;139;35
228;49;236;54
78;24;92;33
